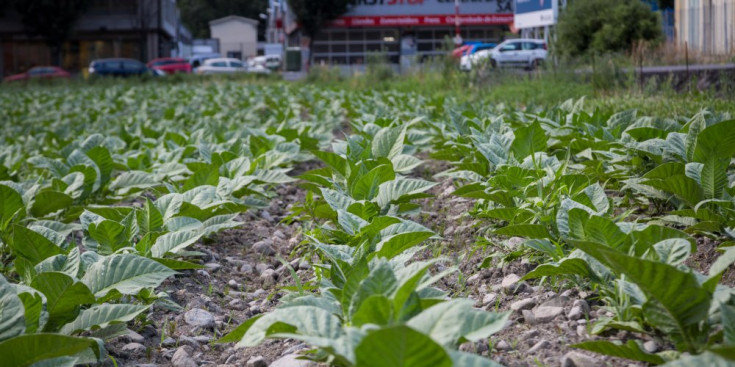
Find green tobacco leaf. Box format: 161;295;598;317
30;191;72;217
449;351;505;367
0;276;25;342
11;225;64;266
0;184;25;229
0;334;101;367
81;254;176;298
352;294;393;326
643;175;704;207
28;356;78;367
700;156;728;199
511;121;548;159
17;291;45;334
321;188;356;212
60;304;149;335
493;224;552;239
376;178;436;209
150;230;203;258
692;119;735;162
355;325;452;367
391;154;423;173
216;315;264;344
661;351;735;367
573;340;665;364
152;257;206;270
522;258;592;280
350;164;395;201
87;220;129;254
407;299;508;347
311;150;347;176
376;231;434;259
721;303;735;345
372;126;406;160
653;239;692;266
708;246;735;281
30;272;95;332
573;241;710;346
137;199;163;234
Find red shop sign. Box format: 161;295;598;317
330;13;513;27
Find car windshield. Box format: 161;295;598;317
153;59;185;66
210;61;227;67
230;61;244;68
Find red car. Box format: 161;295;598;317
451;45;474;59
3;66;71;83
147;58;191;74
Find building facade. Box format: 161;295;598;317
675;0;734;55
0;0;191;77
278;0;514;65
209;15;258;60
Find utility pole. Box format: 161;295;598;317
453;0;462;45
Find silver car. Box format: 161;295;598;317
461;39;548;71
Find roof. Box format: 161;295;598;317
209;15;259;27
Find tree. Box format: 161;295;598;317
287;0;352;66
556;0;663;56
11;0;90;66
178;0;268;40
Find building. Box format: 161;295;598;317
275;0;514;65
209;15;258;60
0;0;191;77
675;0;734;55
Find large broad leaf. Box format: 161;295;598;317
391;154;423;174
0;276;25;342
700;156;729;199
350;164;395;201
11;225;64;266
81;254;176;298
376;178;436;209
110;171;158;194
643;175;704;207
87;220;129;254
407;299;509;347
692;119;735;162
30;191;73;217
60;304;149;335
311;150;347;177
449;351;505;367
30;272;95;331
661;351;735;367
572;340;665;365
150;230;204;258
522;258;592;280
573;241;710;345
372;126;407;160
137;199;163;235
493;224;552;239
354;325;452;367
0;184;24;229
321;188;356;212
17;290;46;334
0;334;101;367
376;231;435;259
237;306;345;351
510;121;548;159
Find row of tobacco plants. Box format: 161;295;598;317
0;82;734;366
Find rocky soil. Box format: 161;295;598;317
105;162;732;367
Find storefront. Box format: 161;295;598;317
304;0;514;65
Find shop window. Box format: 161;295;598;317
331;31;347;41
348;30;364;41
366;44;383;52
331;56;347;64
349;56;365;64
365;31;381;41
417;42;433;52
469;29;485;39
314;44;329;53
417;30;433;40
349;44;364;53
332;44;346;53
315;32;329;41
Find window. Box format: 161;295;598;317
123;60;144;70
522;42;538;50
230;61;244;68
211;61;227;67
499;42;520;52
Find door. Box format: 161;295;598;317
495;41;522;66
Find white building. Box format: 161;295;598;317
209;15;259;60
675;0;735;55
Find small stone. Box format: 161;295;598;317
495;340;513;351
533;306;565;323
252;289;268;298
269;354;314;367
643;340;659;353
273;230;286;239
260;210;274;221
576;325;588;337
228;299;245;310
522;309;536;324
299;261;310;270
520;329;539;339
510;298;536;312
561;351;598;367
172;347;197;367
240;263;254;273
262;275;276;288
124;330;146;344
482;293;498;306
466;273;481;284
528;339;551;354
184;308;215;329
162;337;176;347
228;279;239;288
247;356;268;367
253;240;276;256
121;343;146;355
193;335;211;343
178;336;199;347
506;237;525;249
576;319;588;325
567;300;590;320
204;263;222;272
501;274;528;294
255;263;271;274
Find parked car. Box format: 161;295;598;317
88;58;160;77
460;39;547;71
3;66;70;83
195;58;247;75
189;53;222;69
147;57;191;74
248;56;279;72
453;43;497;60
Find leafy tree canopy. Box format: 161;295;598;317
556;0;663;56
287;0;351;40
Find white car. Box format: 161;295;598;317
461;39;548;71
195;58;247;75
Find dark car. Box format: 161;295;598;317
3;66;71;83
88;58;159;77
